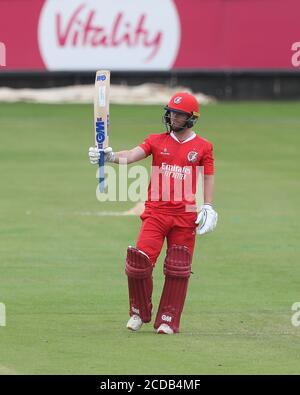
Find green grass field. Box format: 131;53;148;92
0;101;300;374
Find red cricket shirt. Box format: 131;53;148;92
139;131;214;214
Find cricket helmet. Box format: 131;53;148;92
163;92;200;132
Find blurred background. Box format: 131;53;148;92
0;0;300;99
0;0;300;375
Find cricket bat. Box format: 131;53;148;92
94;70;110;192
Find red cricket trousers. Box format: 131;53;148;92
136;208;197;264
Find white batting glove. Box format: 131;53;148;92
88;146;115;164
195;204;218;235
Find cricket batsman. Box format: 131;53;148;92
88;92;218;334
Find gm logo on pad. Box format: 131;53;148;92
97;74;106;81
162;314;172;322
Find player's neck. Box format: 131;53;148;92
172;128;194;142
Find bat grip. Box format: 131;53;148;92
99;150;105;192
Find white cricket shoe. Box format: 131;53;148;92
126;315;143;331
157;323;174;334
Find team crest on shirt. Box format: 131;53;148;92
187;151;198;162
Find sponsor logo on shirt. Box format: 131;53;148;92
161;162;191;180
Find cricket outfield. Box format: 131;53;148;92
0;102;299;374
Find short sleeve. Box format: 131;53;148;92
200;143;214;175
139;135;152;157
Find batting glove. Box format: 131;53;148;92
88;146;115;164
195;204;218;235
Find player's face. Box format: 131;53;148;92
170;111;189;132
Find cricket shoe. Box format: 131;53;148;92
156;323;174;335
126;315;143;331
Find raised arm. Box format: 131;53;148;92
112;146;146;164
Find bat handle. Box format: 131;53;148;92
99;150;105;192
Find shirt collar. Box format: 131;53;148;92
170;131;196;144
